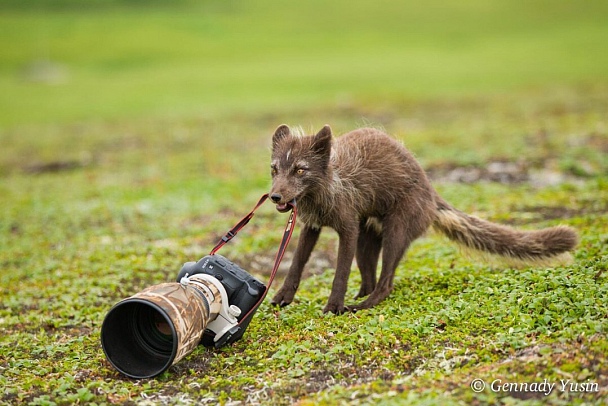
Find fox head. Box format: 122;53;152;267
269;124;332;212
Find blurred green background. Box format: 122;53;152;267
2;0;607;128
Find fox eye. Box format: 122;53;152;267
270;165;278;176
296;168;306;175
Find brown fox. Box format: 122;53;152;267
268;125;578;314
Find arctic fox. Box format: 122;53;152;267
268;125;577;314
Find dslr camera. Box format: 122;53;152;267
101;254;266;379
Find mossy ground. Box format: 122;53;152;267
1;93;606;405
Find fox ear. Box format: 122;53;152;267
312;125;332;155
272;124;291;149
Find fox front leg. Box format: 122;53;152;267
323;222;359;314
271;225;321;307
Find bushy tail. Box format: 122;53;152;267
432;196;578;266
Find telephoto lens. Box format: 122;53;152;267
101;275;223;379
101;254;267;379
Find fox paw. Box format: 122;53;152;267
347;295;382;313
323;302;348;315
271;288;296;307
345;303;369;313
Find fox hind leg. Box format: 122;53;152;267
348;211;426;312
354;219;382;299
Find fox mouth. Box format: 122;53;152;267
275;202;292;213
276;199;296;213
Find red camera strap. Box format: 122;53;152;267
209;194;297;325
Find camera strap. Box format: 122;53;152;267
209;193;297;325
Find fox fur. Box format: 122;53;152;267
268;125;578;314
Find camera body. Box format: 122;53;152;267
177;254;266;347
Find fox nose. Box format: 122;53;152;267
270;193;282;203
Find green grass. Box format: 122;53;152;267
1;0;608;127
1;1;607;405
